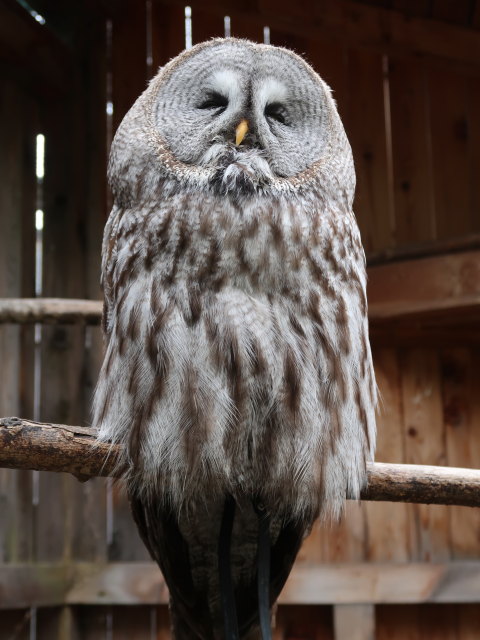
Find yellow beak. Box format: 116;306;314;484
235;119;249;146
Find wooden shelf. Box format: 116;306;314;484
2;561;480;610
367;249;480;344
0;250;479;344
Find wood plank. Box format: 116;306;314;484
72;606;108;640
388;57;435;246
467;75;480;233
428;65;471;241
2;561;480;609
367;233;480;265
160;0;480;66
305;39;349;125
367;250;480;306
0;609;31;640
431;0;471;27
67;562;169;606
368;293;480;345
37;606;81;640
110;0;148;134
65;18;109;556
280;563;480;605
442;349;480;559
401;349;450;562
0;0;72;93
376;603;460;640
368;250;480;342
0;79;35;564
268;27;307;51
333;604;375;640
37;90;86;565
150;3;185;72
0;564;70;608
456;603;480;640
392;0;430;19
110;605;156;640
189;8;224;44
64;561;480;606
364;348;409;562
273;604;334;640
108;479;150;563
153;606;172;640
346;48;394;254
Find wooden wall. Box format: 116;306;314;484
0;0;480;637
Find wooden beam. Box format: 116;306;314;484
1;418;480;507
157;0;480;68
367;249;480;344
2;561;480;609
281;562;480;605
333;604;375;640
367;250;480;306
0;563;71;609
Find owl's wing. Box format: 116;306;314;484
99;205;123;336
235;514;306;638
129;495;214;639
130;493;307;639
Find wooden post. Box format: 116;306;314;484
334;604;375;640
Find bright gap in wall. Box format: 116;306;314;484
224;15;231;37
28;131;46;640
16;0;45;24
146;0;154;77
185;6;192;49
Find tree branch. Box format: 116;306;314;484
1;417;480;507
0;298;102;325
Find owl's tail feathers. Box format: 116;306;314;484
218;496;273;640
254;501;272;640
219;495;240;640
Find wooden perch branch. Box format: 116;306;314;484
0;298;102;325
1;418;480;507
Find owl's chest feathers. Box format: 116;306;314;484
118;196;352;300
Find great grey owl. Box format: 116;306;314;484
93;38;377;639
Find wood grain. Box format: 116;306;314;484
3;561;480;609
364;348;409;562
388;57;436;246
333;604;375;640
401;350;450;561
161;0;480;66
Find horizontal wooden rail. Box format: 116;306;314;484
0;298;102;325
2;561;480;609
1;295;480;338
1;418;480;507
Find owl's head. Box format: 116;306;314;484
109;38;354;203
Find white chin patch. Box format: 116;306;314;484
222;154;274;189
200;143;275;191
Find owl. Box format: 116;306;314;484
93;38;376;639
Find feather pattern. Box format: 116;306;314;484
93;38;376;638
